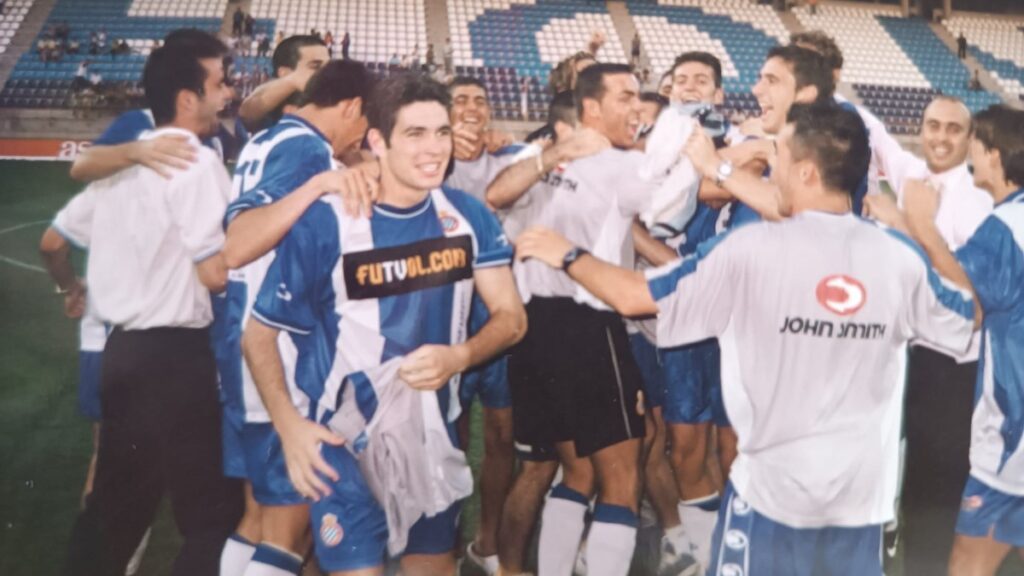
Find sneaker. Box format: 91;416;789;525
124;527;151;576
657;536;701;576
466;542;500;576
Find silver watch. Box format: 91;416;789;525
715;159;734;186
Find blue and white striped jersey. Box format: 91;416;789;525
646;211;974;528
956;188;1024;495
251;188;512;433
216;114;334;425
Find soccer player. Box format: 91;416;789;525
217;60;374;576
43;38;242;576
515;103;976;576
238;35;329;132
863;95;992;574
442;75;523;575
884;104;1024;576
242;73;526;576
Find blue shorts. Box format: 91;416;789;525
628;333;666;409
459;355;512;410
311;445;462;571
709;482;883;576
241;422;305;506
955;475;1024;546
77;350;104;421
221;415;248;480
662;339;721;425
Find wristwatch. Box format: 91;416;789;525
714;159;734;186
561;246;589;272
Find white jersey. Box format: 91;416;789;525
646;211;975;528
446;145;531;204
516;147;654;311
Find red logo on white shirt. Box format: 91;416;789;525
816;275;866;316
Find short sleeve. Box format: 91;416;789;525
52;188;97;248
224;136;333;225
645;232;736;347
92;110;153;146
168;154;230;262
956;215;1024;314
251;218;326;335
471;202;513;268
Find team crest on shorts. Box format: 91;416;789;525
320;513;344;547
961;495;984;512
438;211;460;233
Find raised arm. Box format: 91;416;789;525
70;135;197;182
238;68;312;131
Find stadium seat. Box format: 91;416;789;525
944;14;1024;100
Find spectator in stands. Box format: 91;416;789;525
411;44;422;70
520;76;530;120
969;69;982;91
309;28;321;41
324;31;334;59
232;7;244;37
73;60;93;92
0;1;6;15
957;31;968;59
68;38;80;55
808;0;819;16
342;31;351;60
389;52;400;67
244;14;254;40
256;33;270;58
631;35;641;70
444;37;454;75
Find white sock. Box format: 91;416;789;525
677;493;720;569
220;533;257;576
662;523;690;556
539;485;589;576
584;505;637;576
242;543;303;576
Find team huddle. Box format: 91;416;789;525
37;26;1024;576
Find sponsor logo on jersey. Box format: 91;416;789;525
778;316;887;340
438;211;460;233
816;274;866;316
344;235;475;299
320;513;344;547
540;170;578;192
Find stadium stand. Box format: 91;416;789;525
625;0;786;116
0;0;34;56
944;14;1024;100
793;4;1001;135
0;0;223;109
249;0;427;66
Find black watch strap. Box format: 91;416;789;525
561;247;589;271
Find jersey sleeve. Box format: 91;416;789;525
168;155;230;262
92;110;153;146
52;188;97;248
645;232;736;347
956;215;1024;314
225;136;333;225
469;200;513;268
251;217;325;335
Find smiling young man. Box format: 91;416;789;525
890;104;1024;576
238;35;329;131
515;104;976;576
863;95;993;575
241;74;525;576
43;38;241;576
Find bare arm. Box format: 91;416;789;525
398;265;527;390
242;319;343;499
238;70;308;131
195;253;228;293
515;227;658;317
686;129;782;221
631;220;678;266
39;227;86;318
69;135;197;182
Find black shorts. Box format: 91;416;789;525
508;297;646;458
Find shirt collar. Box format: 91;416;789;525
998;187;1024;207
139;126;200;144
280;113;330;144
929;162;970;189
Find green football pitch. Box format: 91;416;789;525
2;159;1020;576
0;159;488;575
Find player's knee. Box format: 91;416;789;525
483;409;514;454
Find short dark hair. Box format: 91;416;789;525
163;28;221;49
448;76;487;96
786;103;870;197
143;37;227;126
973;104;1024;187
547;90;576;127
790;31;844;72
302;60;374;108
671;51;723;88
766;45;833;104
272;35;325;76
640;91;669;112
574;63;634;117
367;74;451;145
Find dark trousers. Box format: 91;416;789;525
65;327;242;576
901;346;977;575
